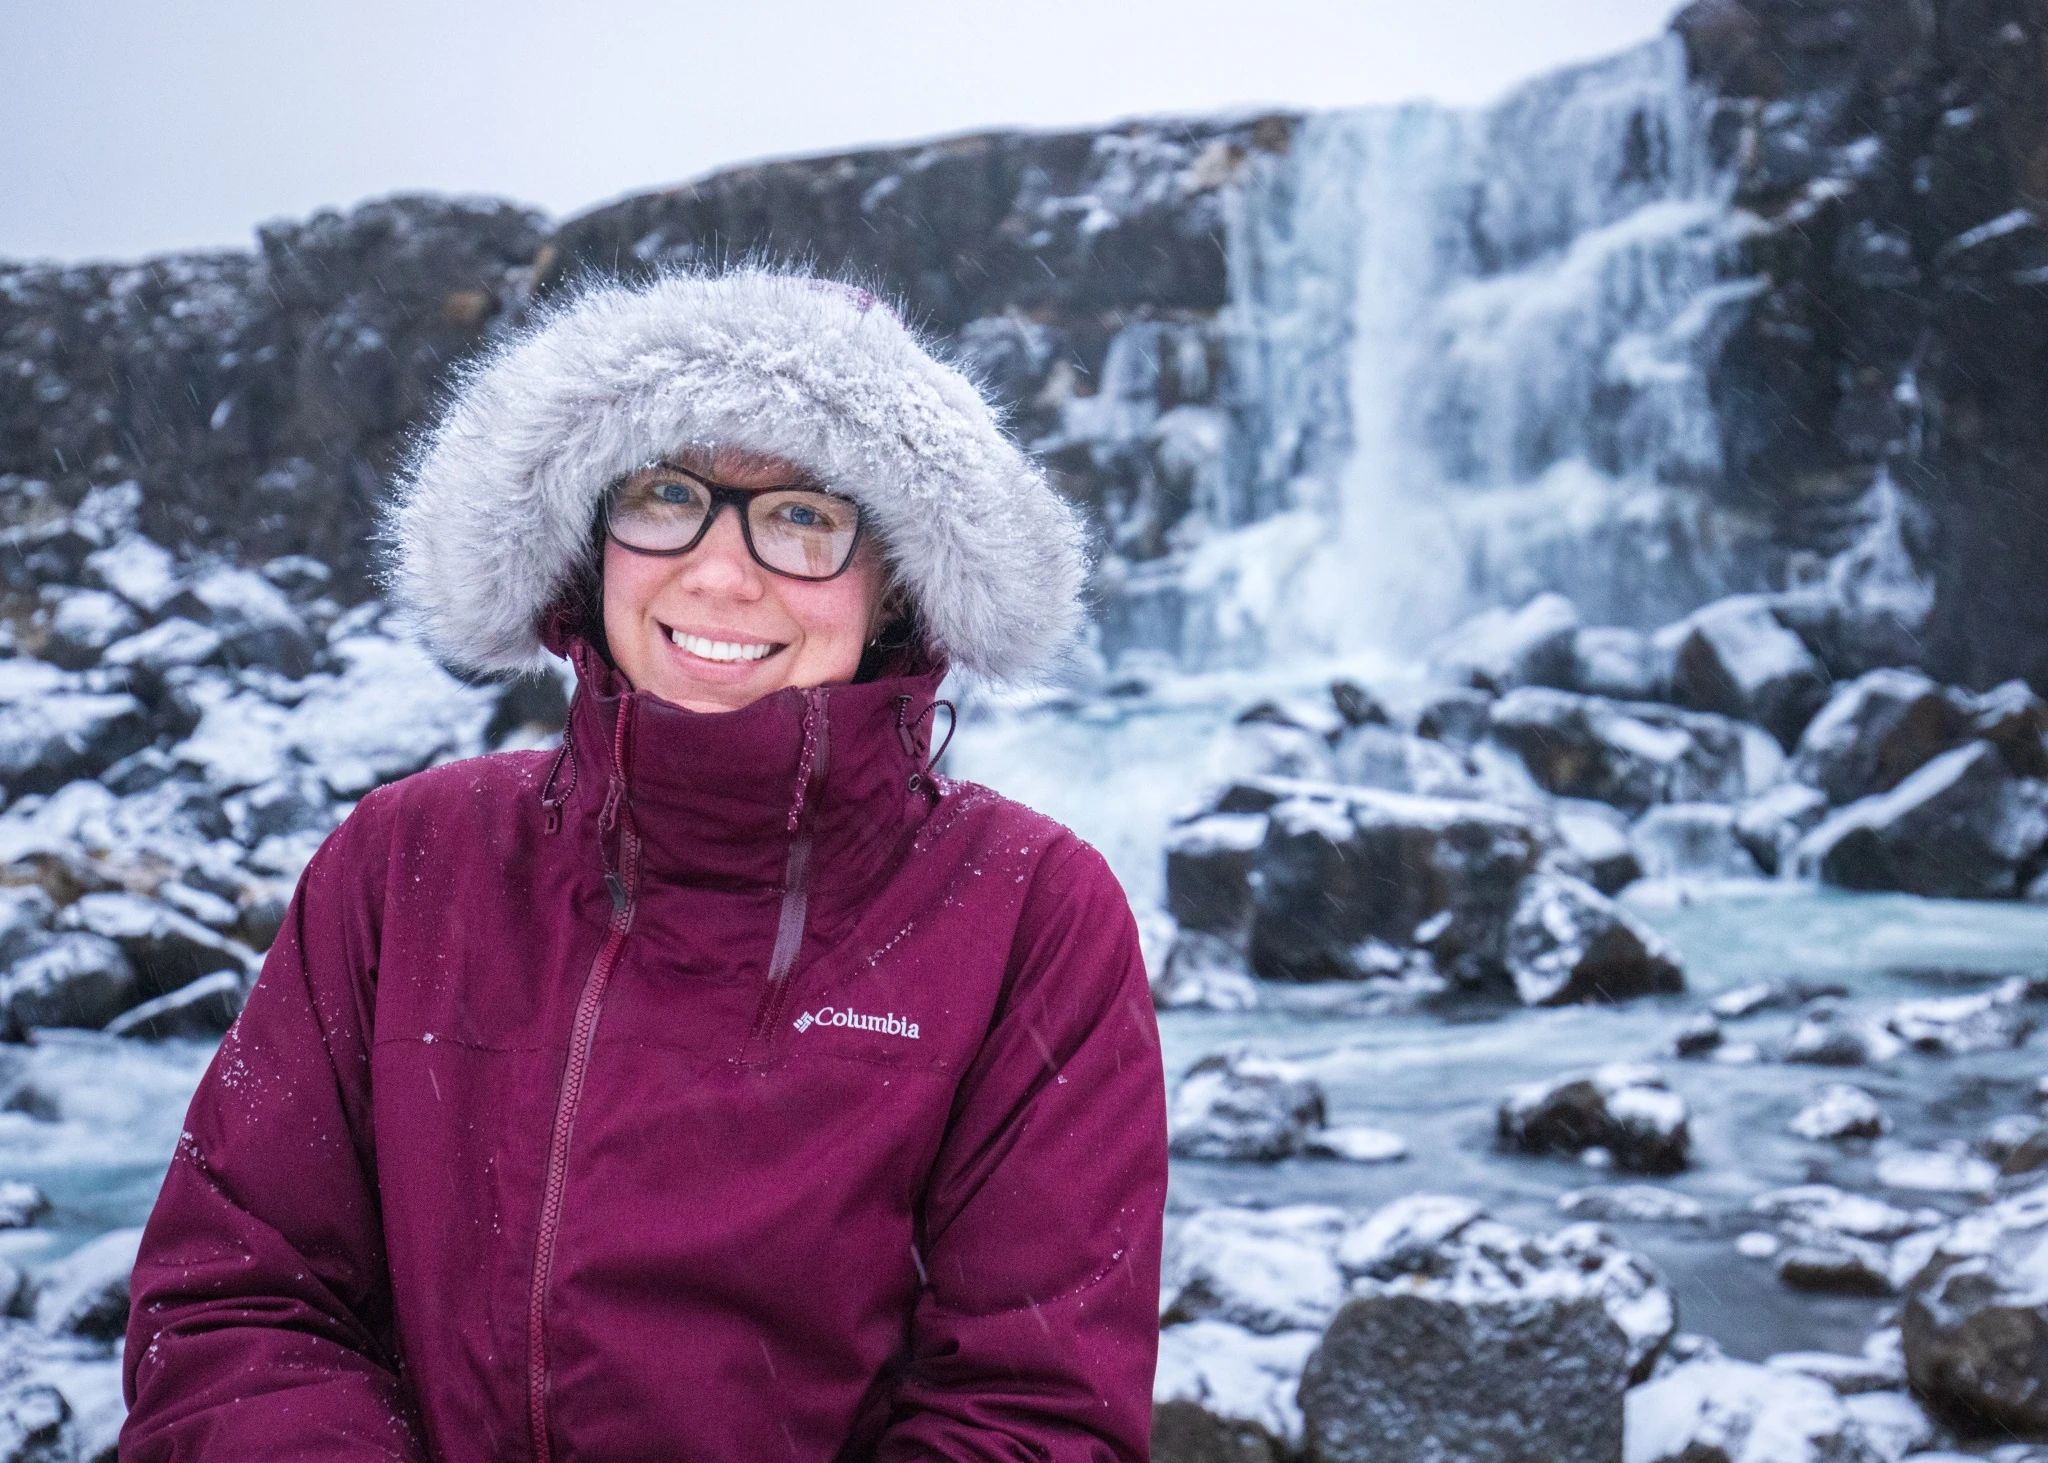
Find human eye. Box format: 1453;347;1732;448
769;492;856;533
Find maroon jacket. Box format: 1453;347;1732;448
120;615;1168;1461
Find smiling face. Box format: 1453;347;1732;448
600;445;894;712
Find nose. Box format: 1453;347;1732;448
672;503;765;599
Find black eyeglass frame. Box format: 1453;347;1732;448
601;460;868;582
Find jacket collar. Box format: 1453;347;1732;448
538;602;951;893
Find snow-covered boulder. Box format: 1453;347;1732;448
1569;625;1664;702
1792;741;2048;899
1631;803;1764;880
1169;1048;1325;1161
1168;1048;1404;1163
1733;781;1832;874
1790;1084;1891;1142
1667;594;1831;749
1503;872;1685;1005
53;891;248;999
105;968;245;1039
1;934;139;1036
32;1228;143;1342
0;680;150;798
1499;1063;1691;1174
1792;669;1973;805
1901;1178;2048;1433
1487;687;1782;813
35;588;141;671
163;564;318;676
1548;799;1642;894
1163;810;1265;943
1161;1204;1348;1334
1233;779;1545;984
1151;928;1259;1012
1153;1320;1317;1456
1558;1186;1707;1226
1625;1358;1889;1462
1427;591;1580;693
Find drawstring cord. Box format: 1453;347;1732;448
540;732;578;835
895;694;955;796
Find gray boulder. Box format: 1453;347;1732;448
53;892;247;1001
1901;1178;2048;1434
1486;687;1781;813
1569;625;1664;702
1299;1291;1626;1463
1241;781;1544;984
1625;1357;1887;1462
1;934;139;1035
1498;1062;1691;1174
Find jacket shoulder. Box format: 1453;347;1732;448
926;775;1131;926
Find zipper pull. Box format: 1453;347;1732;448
605;870;628;913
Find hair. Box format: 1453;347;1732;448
570;503;926;685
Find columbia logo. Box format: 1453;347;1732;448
792;1004;920;1040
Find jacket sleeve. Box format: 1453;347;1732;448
870;838;1169;1462
120;792;428;1462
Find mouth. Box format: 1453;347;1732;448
659;623;790;674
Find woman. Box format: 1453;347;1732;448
119;266;1170;1461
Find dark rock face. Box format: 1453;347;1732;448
1675;0;2048;697
0;198;548;589
1297;1291;1628;1463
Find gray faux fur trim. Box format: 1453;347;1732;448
377;263;1090;683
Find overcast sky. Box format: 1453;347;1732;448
2;0;1687;265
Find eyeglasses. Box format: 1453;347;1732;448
602;461;865;581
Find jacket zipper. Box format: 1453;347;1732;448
526;708;639;1463
743;692;832;1055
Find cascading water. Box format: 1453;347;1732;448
1114;35;1779;676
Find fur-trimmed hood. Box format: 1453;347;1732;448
377;264;1090;683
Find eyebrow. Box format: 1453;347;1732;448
655;451;827;492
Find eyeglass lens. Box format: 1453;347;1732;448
606;469;860;579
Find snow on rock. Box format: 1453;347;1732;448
101;616;225;676
53;891;249;996
286;633;496;797
1786;1005;1908;1067
1791;668;1972;806
1169;1047;1326;1161
104;968;245;1040
1;934;138;1036
1559;1185;1708;1225
1667;593;1830;750
1791;741;2048;900
1152;929;1261;1012
1789;1084;1891;1141
1625;1358;1888;1463
1427;591;1581;693
31;1227;143;1341
1161;1203;1348;1333
1153;1319;1319;1452
1901;1177;2048;1433
0;1182;49;1231
1486;686;1783;813
0;684;150;798
1733;781;1832;874
1504;870;1685;1005
1874;1146;1999;1197
36;588;140;670
83;534;183;616
1499;1062;1692;1174
1630;802;1764;880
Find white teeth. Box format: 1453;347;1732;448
670;629;777;663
